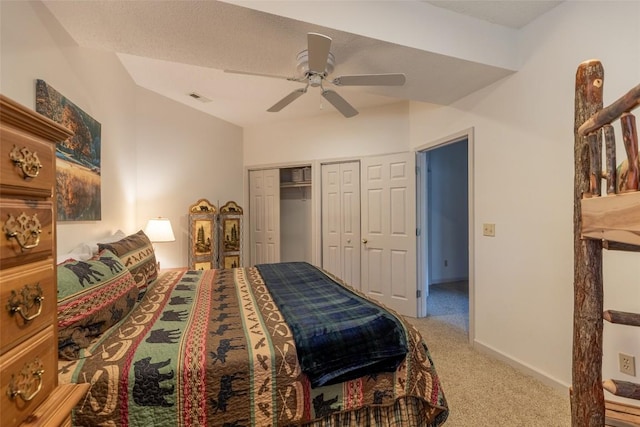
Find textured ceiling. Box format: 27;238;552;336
42;0;563;127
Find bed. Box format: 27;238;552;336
56;231;449;426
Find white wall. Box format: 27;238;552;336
280;187;313;263
409;0;640;402
1;1;138;251
242;1;640;402
134;88;243;268
1;1;244;269
243;102;411;166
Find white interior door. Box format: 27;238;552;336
361;152;417;317
321;162;361;288
249;169;280;264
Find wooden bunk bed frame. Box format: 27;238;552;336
573;59;640;426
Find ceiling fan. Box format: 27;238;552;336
224;32;406;118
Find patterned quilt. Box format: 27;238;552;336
59;265;448;426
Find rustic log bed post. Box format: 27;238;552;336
573;59;605;427
573;59;640;426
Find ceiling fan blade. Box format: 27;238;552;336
321;90;358;118
332;73;406;86
307;33;332;74
267;88;307;112
224;69;298;82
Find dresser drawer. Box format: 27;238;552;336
0;126;55;199
0;199;53;269
0;327;57;427
0;261;55;354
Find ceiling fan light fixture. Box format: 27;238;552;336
226;32;405;119
308;74;323;87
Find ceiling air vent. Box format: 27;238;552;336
188;92;212;103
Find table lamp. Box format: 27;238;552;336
144;217;175;268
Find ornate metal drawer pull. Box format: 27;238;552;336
7;283;44;321
7;359;44;402
9;145;42;179
3;213;42;250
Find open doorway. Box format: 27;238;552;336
417;131;472;339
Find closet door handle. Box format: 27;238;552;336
361;238;368;244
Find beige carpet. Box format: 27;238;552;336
404;282;572;426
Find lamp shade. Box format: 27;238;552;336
144;217;175;242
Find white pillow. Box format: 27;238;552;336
57;230;127;265
56;247;92;264
86;230;126;254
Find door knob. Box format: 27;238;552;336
362;238;368;244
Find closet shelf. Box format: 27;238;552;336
581;191;640;247
280;181;311;188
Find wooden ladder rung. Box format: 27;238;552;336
604;380;640;400
604;310;640;327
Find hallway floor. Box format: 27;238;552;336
427;280;469;333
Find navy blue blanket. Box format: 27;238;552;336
256;262;408;387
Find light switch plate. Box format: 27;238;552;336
483;223;495;237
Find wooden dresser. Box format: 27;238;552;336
0;95;88;426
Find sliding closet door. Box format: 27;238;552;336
321;161;361;289
249;169;280;265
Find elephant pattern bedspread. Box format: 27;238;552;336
58;266;448;426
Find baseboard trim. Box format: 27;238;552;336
473;339;570;396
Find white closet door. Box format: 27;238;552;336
263;169;280;263
322;164;342;277
321;161;361;289
249;169;280;265
339;162;361;288
361;152;416;317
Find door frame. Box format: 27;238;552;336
415;128;475;343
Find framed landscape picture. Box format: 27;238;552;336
35;79;101;221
